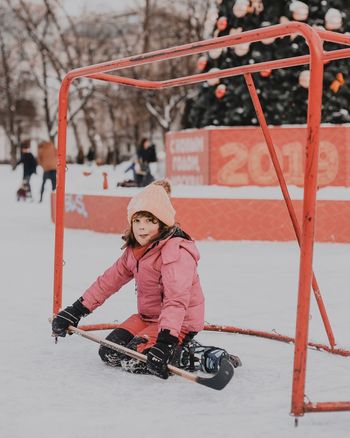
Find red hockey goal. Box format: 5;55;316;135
52;22;350;418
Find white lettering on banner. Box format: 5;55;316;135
318;141;339;185
217;140;340;186
282;142;304;185
169;136;204;154
65;194;88;218
170;175;204;185
217;142;249;185
248;142;280;185
172;155;200;172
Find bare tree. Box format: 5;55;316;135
0;6;37;166
5;0;96;149
1;0;213;163
127;0;213;143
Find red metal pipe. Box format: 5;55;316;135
204;324;350;357
244;72;335;349
53;76;72;316
291;27;325;417
317;29;350;45
78;323;350;357
88;54;316;89
88;47;350;90
304;402;350;412
324;47;350;62
61;22;350;82
65;23;316;80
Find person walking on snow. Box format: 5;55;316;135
52;180;240;379
37;141;57;202
14;140;37;197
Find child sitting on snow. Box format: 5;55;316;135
52;180;240;378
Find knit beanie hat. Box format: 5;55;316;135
127;180;176;227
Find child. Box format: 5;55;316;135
52;180;240;378
15;140;37;199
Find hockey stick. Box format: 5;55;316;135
65;325;234;390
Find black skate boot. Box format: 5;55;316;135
120;336;151;374
99;328;134;367
200;347;242;373
177;339;242;373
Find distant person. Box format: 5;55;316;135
135;138;158;187
105;147;114;165
76;147;85;164
86;146;96;165
38;141;57;202
137;137;157;165
14;140;37;200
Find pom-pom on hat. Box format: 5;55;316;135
127;179;176;227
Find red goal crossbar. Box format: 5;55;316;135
53;22;350;417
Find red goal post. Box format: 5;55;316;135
53;22;350;417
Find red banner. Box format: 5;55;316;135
166;126;350;187
52;194;350;243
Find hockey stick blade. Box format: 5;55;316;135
195;358;234;390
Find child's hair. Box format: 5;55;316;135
121;211;173;249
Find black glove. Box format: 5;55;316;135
146;330;178;379
52;298;90;337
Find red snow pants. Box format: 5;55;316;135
119;313;188;352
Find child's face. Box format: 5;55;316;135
132;214;160;246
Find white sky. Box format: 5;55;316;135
62;0;138;15
29;0;139;15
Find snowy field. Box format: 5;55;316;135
0;164;349;438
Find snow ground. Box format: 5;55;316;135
0;164;349;438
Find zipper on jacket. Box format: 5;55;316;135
134;228;180;272
135;242;158;272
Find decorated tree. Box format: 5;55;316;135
184;0;350;128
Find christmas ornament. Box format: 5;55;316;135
209;48;223;59
260;69;272;77
324;8;342;30
234;42;250;56
217;16;228;31
290;1;309;21
215;83;227;99
330;72;345;93
299;70;310;88
233;0;249;18
197;56;208;71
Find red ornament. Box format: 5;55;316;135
197;56;207;71
260;69;272;77
215;84;226;99
217;16;228;31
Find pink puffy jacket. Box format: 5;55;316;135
82;235;205;337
